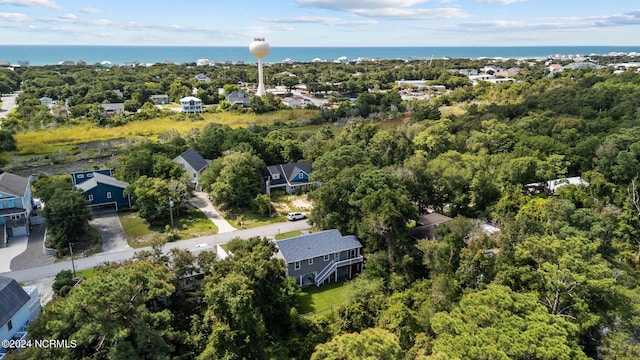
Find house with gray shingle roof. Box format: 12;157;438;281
100;103;125;117
0;172;33;247
73;169;130;211
173;148;210;189
225;91;250;108
0;275;41;349
263;161;318;194
274;229;363;287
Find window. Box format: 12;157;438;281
308;258;313;265
294;261;301;270
77;174;84;178
7;199;14;208
350;249;356;258
298;172;304;179
106;192;112;199
334;252;339;260
88;195;93;201
87;173;93;177
324;254;330;261
272;173;280;180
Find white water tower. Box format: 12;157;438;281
249;37;270;96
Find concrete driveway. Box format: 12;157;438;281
190;191;236;233
89;210;130;253
9;224;54;271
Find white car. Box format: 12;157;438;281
287;212;306;221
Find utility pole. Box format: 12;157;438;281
266;177;271;216
169;198;174;228
69;242;76;278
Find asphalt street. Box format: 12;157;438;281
0;219;310;283
0;91;18;119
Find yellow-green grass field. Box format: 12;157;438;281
14;109;319;156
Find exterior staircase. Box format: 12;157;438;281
315;260;337;287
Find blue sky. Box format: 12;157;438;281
0;0;639;46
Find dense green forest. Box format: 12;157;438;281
3;58;640;359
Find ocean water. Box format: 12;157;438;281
0;45;639;66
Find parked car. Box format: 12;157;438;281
287;212;306;221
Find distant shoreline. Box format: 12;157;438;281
1;45;639;66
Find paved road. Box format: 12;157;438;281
0;91;19;119
0;219;310;283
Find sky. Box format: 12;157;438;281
0;0;639;47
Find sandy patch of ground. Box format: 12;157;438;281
272;194;314;214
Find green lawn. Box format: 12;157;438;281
297;281;353;315
275;230;305;240
118;205;218;248
174;206;218;239
221;210;283;229
76;267;96;279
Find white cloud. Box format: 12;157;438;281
443;9;640;34
58;13;75;21
354;7;470;20
297;0;469;20
80;7;103;15
261;16;377;26
476;0;524;4
0;12;28;22
0;0;61;10
594;10;640;27
297;0;427;11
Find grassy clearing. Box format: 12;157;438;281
297;281;354;315
119;210;155;247
119;205;218;248
222;210;283;229
14;109;318;155
275;230;305;240
173;206;218;239
76;267;96;279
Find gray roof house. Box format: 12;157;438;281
264;162;318;194
100;103;125;117
0;276;41;351
0;172;34;247
195;73;211;82
226;91;251;108
149;94;169;105
274;229;363;287
173;148;210;189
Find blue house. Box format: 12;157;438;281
73;170;131;211
263;162;318;194
0;276;41;355
0;172;34;247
